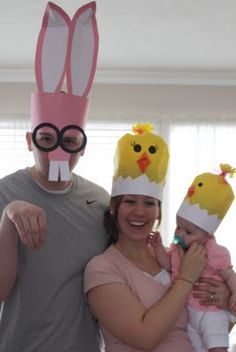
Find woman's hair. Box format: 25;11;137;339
103;195;162;246
103;196;122;246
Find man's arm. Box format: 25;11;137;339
0;206;18;301
0;201;46;301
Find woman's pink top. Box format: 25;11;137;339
170;236;232;311
84;245;192;352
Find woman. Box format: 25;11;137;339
84;124;230;351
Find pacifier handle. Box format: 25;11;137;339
173;235;188;249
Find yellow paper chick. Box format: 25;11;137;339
113;123;169;184
186;164;235;219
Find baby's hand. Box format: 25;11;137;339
148;232;171;270
148;231;163;248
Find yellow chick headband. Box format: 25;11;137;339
111;123;169;200
177;164;235;233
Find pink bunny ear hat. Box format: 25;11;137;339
30;2;98;181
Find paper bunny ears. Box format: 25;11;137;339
31;1;99;130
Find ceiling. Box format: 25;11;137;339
1;0;236;85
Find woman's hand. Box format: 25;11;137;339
192;277;231;309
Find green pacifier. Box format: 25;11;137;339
173;235;188;250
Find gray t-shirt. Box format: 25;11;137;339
0;169;109;352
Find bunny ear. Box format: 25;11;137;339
67;2;99;97
35;2;71;92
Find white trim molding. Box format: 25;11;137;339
1;68;236;86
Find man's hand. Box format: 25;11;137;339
4;200;46;249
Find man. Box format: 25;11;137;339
0;2;109;351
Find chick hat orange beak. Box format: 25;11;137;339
111;123;169;201
177;164;235;233
31;2;99;181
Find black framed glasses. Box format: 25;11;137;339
32;123;87;153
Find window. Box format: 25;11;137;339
0;116;236;263
0;119;33;177
1;115;236;346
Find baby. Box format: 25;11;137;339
152;164;236;352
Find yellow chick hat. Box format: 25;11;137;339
111;123;169;201
177;164;235;233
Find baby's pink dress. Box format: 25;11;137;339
170;236;232;310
